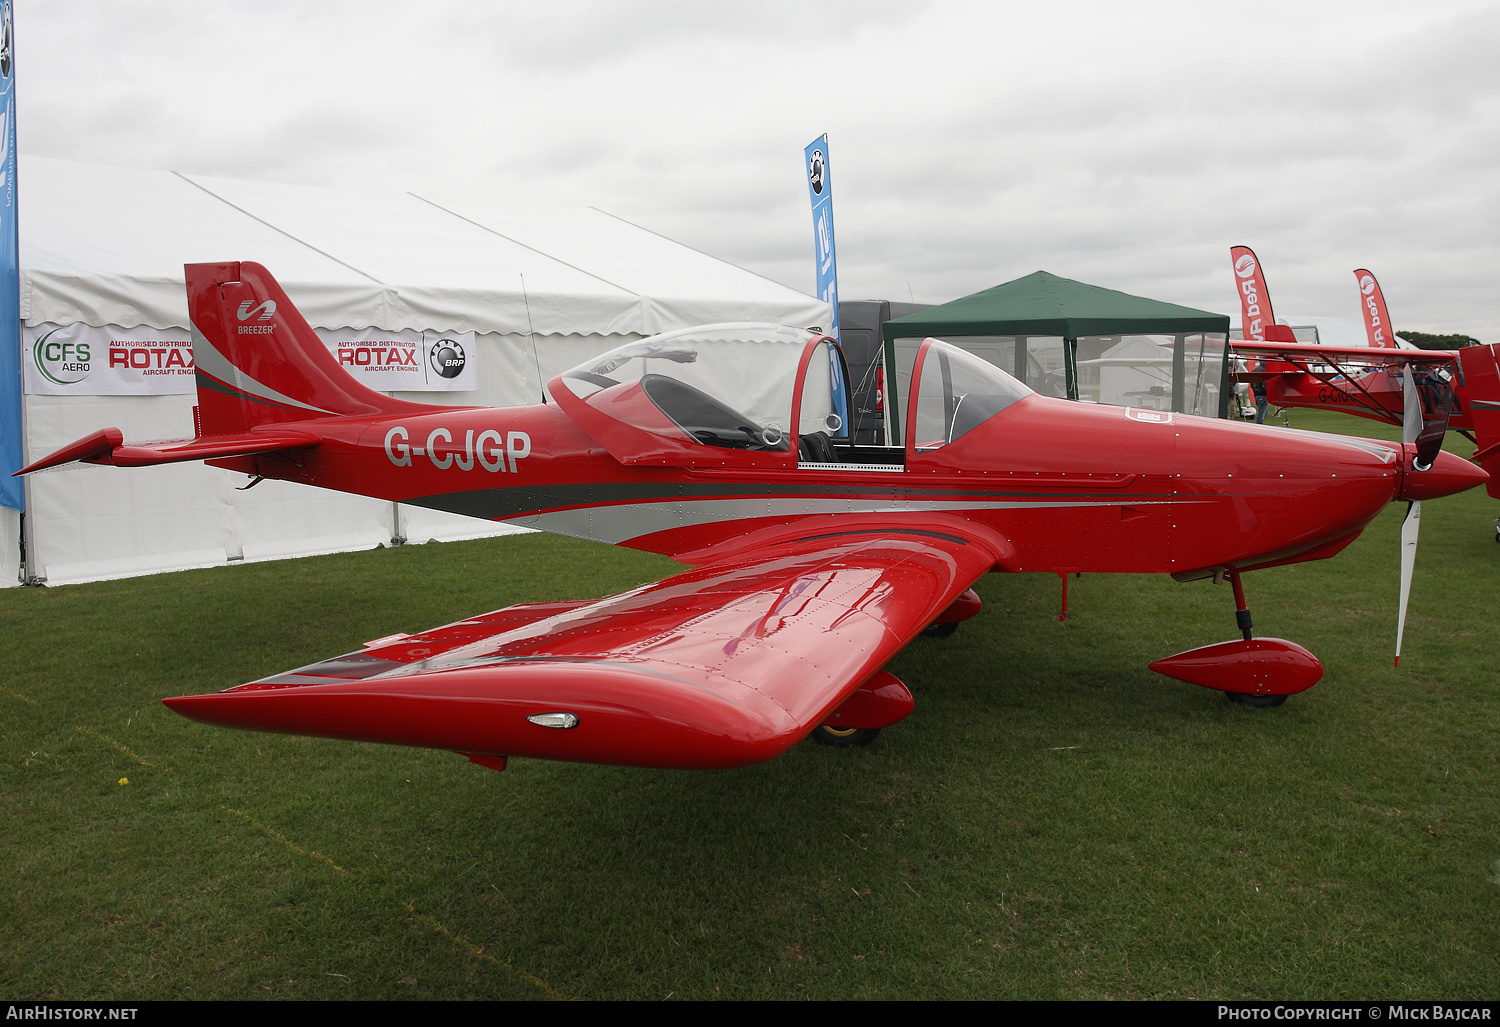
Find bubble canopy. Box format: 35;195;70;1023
556;323;823;454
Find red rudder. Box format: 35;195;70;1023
1457;342;1500;500
188;261;434;435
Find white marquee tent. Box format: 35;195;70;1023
4;156;828;586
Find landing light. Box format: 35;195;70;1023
527;712;580;729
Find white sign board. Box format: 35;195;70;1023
317;327;477;392
24;323;479;396
23;322;195;395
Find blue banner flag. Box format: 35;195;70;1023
0;1;20;511
803;135;839;342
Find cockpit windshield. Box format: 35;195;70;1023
557;323;817;452
912;340;1033;450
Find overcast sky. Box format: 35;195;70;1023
17;0;1500;337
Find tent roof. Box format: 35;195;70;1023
19;156;827;337
882;270;1230;341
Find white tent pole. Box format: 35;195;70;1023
391;502;406;546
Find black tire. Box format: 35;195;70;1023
922;621;959;638
1225;691;1287;708
810;725;881;747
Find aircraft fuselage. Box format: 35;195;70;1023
213;393;1422;581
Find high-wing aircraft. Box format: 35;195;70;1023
15;262;1490;771
1228;246;1499;545
1227;247;1476;433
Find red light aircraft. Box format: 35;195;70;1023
16;262;1490;772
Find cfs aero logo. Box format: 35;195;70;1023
1360;275;1376;296
429;337;466;379
808;149;825;196
32;327;90;386
1234;254;1258;279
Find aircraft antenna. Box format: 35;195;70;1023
520;274;546;404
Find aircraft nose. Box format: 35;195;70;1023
1398;447;1489;501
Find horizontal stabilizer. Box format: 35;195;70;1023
13;427;124;473
15;427;320;475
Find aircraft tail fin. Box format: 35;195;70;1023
1457;342;1500;499
1353;269;1400;349
187;261;433;435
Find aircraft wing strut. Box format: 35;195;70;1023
1230;339;1462;430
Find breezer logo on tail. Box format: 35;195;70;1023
237;300;277;322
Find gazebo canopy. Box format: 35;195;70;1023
882;270;1229;341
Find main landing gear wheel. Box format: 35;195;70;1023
811;725;882;747
1224;692;1287;708
921;621;958;638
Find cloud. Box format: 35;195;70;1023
17;0;1500;337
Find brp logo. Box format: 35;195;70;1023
808;149;825;196
236;300;276;322
1235;254;1257;279
429;337;466;379
0;3;12;80
1360;275;1376;296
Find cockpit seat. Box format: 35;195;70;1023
798;431;837;463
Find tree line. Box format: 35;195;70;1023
1397;330;1482;349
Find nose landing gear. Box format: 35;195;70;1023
1148;568;1323;707
1221;569;1285;708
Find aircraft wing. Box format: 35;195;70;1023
1229;339;1463;428
1230;340;1458;365
164;527;1000;769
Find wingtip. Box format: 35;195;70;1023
14;427;125;475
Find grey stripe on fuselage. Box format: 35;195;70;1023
190;320;336;415
518;497;1174;545
404;482;1184;547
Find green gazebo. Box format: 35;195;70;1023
880;271;1231;429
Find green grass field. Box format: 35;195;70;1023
2;409;1496;1000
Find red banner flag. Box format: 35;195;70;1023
1353;269;1398;349
1230;245;1276;342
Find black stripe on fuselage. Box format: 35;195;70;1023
402;480;1173;521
